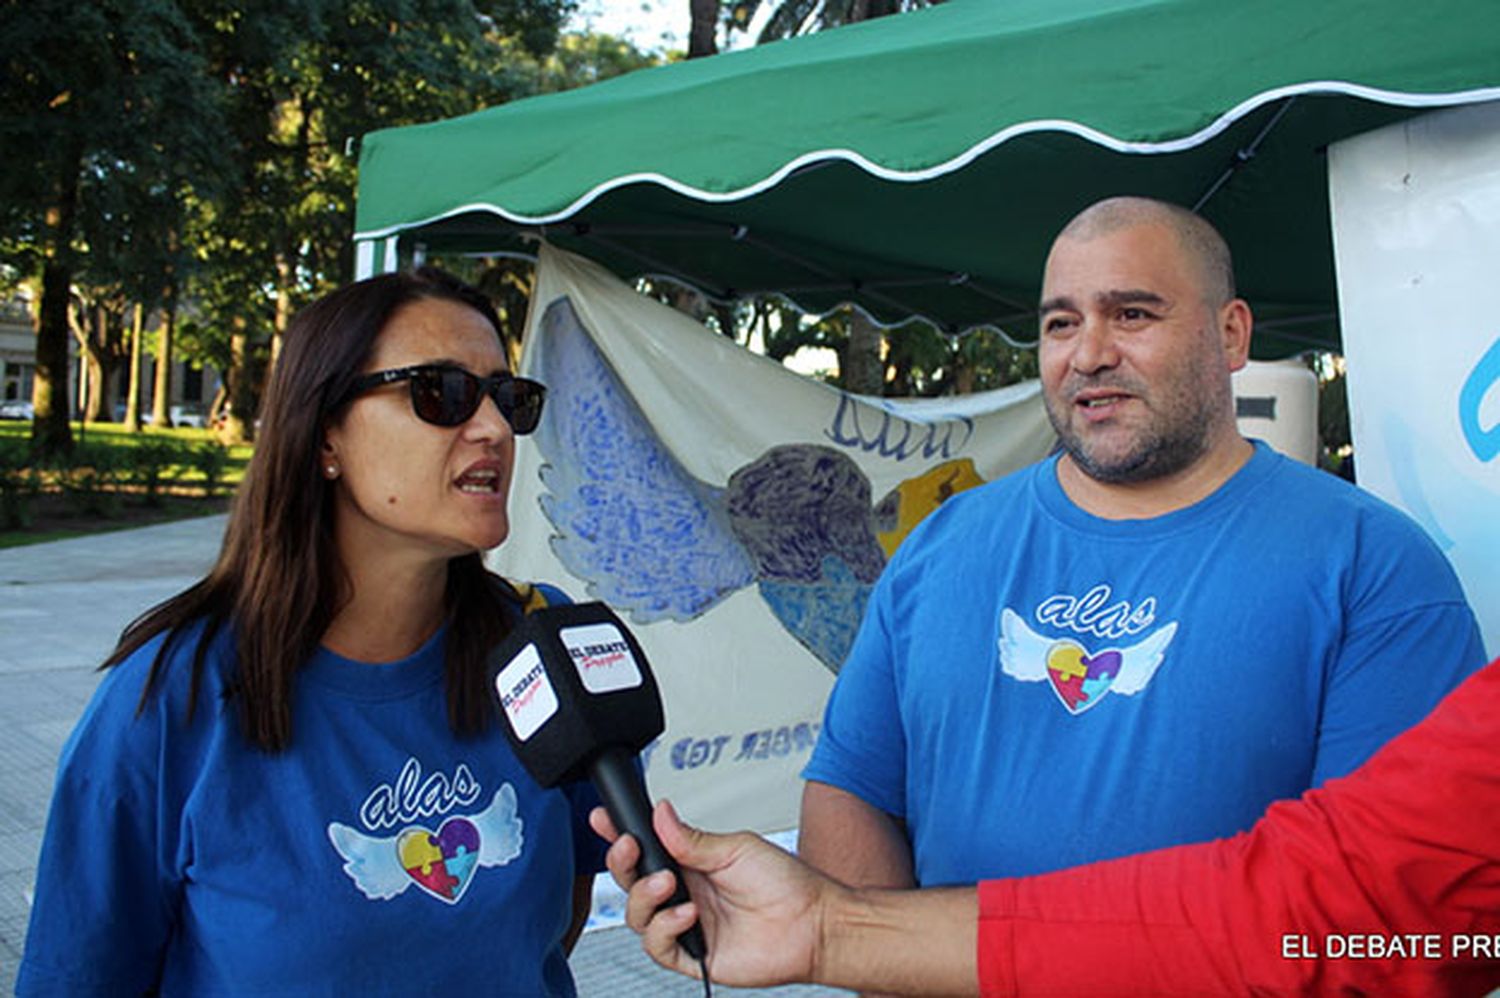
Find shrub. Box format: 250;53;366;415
0;438;39;529
193;441;230;497
63;444;125;517
127;439;182;507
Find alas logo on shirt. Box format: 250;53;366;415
326;757;524;905
997;585;1178;714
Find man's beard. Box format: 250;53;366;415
1043;369;1221;485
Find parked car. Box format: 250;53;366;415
0;399;34;420
170;404;208;428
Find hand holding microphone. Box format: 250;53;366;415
487;601;707;961
591;797;829;989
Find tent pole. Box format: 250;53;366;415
956;278;1036;316
1193;96;1299;213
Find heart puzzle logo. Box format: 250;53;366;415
1044;640;1123;714
397;817;481;904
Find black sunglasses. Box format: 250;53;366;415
342;365;546;434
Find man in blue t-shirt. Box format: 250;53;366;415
799;196;1487;892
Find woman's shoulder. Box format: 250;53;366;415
99;616;234;712
64;617;232;774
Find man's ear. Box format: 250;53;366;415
1220;298;1253;372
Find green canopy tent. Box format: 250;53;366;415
353;0;1500;358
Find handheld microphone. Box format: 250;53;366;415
487;601;707;961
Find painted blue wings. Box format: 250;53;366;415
531;297;887;671
535;298;755;624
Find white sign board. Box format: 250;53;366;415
1330;100;1500;655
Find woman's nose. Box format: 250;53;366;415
465;393;516;444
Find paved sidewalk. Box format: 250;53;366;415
0;516;846;996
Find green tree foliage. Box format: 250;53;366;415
179;0;574;442
743;299;1036;396
754;300;846;363
504;30;659;93
1314;353;1352;474
964;329;1040;390
71;164;204;425
1;0;225;457
1;0;578;453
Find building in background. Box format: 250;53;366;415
0;293;220;424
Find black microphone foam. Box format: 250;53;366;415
487;601;707;961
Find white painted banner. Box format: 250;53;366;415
1330;99;1500;656
492;244;1055;832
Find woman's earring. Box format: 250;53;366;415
325;464;339;480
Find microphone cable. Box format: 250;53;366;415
697;953;712;998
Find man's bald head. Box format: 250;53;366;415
1054;197;1236;307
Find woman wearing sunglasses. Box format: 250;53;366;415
18;268;604;996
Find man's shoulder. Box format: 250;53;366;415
1252;448;1440;544
1246;449;1470;609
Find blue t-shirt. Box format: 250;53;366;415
18;585;605;996
803;443;1486;885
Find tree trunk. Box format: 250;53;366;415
711;302;739;340
668;284;708;323
272;251;293;373
267;104;309;375
124;303;144;430
852;0;900;19
32;260;75;456
31;152;83;458
207;384;228;426
689;0;719;57
152;281;176;428
842;309;885;395
75;343;88;424
78;302;120;423
84;350;106;423
220;316;255;444
953;341;975;395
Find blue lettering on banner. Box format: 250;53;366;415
666;723;820;770
671;735;731;770
825;395;974;462
1459;337;1500;463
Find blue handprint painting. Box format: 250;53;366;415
532;296;980;672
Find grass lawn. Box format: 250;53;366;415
0;421;253;549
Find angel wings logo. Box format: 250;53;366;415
326;758;523;905
998;600;1178;715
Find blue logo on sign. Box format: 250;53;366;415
1459;338;1500;463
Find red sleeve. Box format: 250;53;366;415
977;658;1500;997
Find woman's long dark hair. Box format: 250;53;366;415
108;267;525;751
